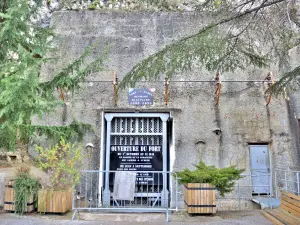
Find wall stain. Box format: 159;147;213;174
214;104;223;167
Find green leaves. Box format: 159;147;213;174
36;138;83;190
0;0;105;151
14;166;41;215
176;161;244;196
119;26;268;89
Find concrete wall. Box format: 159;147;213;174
37;10;300;210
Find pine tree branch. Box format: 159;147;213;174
120;0;283;89
173;0;285;46
271;65;300;94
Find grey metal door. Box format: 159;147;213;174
249;145;271;194
102;113;169;207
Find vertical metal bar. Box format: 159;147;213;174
238;181;241;210
270;193;272;209
285;171;288;191
296;172;300;196
151;118;154;133
72;186;74;210
161;115;169;207
103;115;113;207
258;173;260;198
135;118;138;145
147;173;149;207
79;174;82;208
152;172;154;207
96;171;99;208
158;173;160;207
90;171;93;208
140;183;142;207
114;117;117;133
166;208;169;223
85;172;88;208
147;118;149;133
175;173;178;211
274;170;278;198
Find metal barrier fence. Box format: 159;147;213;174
216;171;272;210
72;170;179;221
73;170;273;217
274;169;300;198
73;169;300;219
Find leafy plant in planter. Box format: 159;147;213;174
9;165;40;214
36;137;83;213
176;161;244;214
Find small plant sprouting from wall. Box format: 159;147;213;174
88;0;100;10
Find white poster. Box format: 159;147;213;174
113;171;136;201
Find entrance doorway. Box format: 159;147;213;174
249;145;271;195
101;113;170;207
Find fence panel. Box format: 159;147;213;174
72;170;178;221
275;169;300;198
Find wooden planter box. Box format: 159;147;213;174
38;189;72;213
184;183;216;214
4;181;35;212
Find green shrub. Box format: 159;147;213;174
14;165;41;214
176;161;244;196
36;138;83;190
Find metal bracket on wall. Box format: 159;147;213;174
165;78;169;105
59;87;65;103
113;71;118;106
263;72;275;106
215;71;221;106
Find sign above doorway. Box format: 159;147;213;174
128;88;154;106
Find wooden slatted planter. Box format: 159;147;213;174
4;181;35;212
38;189;72;214
184;183;216;214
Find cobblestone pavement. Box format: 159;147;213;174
0;210;272;225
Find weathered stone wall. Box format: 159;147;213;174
37;10;300;210
40;0;198;27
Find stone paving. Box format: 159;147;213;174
0;210;272;225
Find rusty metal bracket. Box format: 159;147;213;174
263;72;275;106
215;71;221;106
58;87;65;102
165;78;169;105
113;71;118;106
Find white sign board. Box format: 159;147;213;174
113;171;136;201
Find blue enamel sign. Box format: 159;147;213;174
128;88;154;106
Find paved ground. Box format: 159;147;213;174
0;210;272;225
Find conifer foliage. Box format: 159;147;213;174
120;0;300;94
176;161;244;196
0;0;105;151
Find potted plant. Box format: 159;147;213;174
36;137;83;213
176;161;244;214
4;165;40;214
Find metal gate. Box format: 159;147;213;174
102;113;169;207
